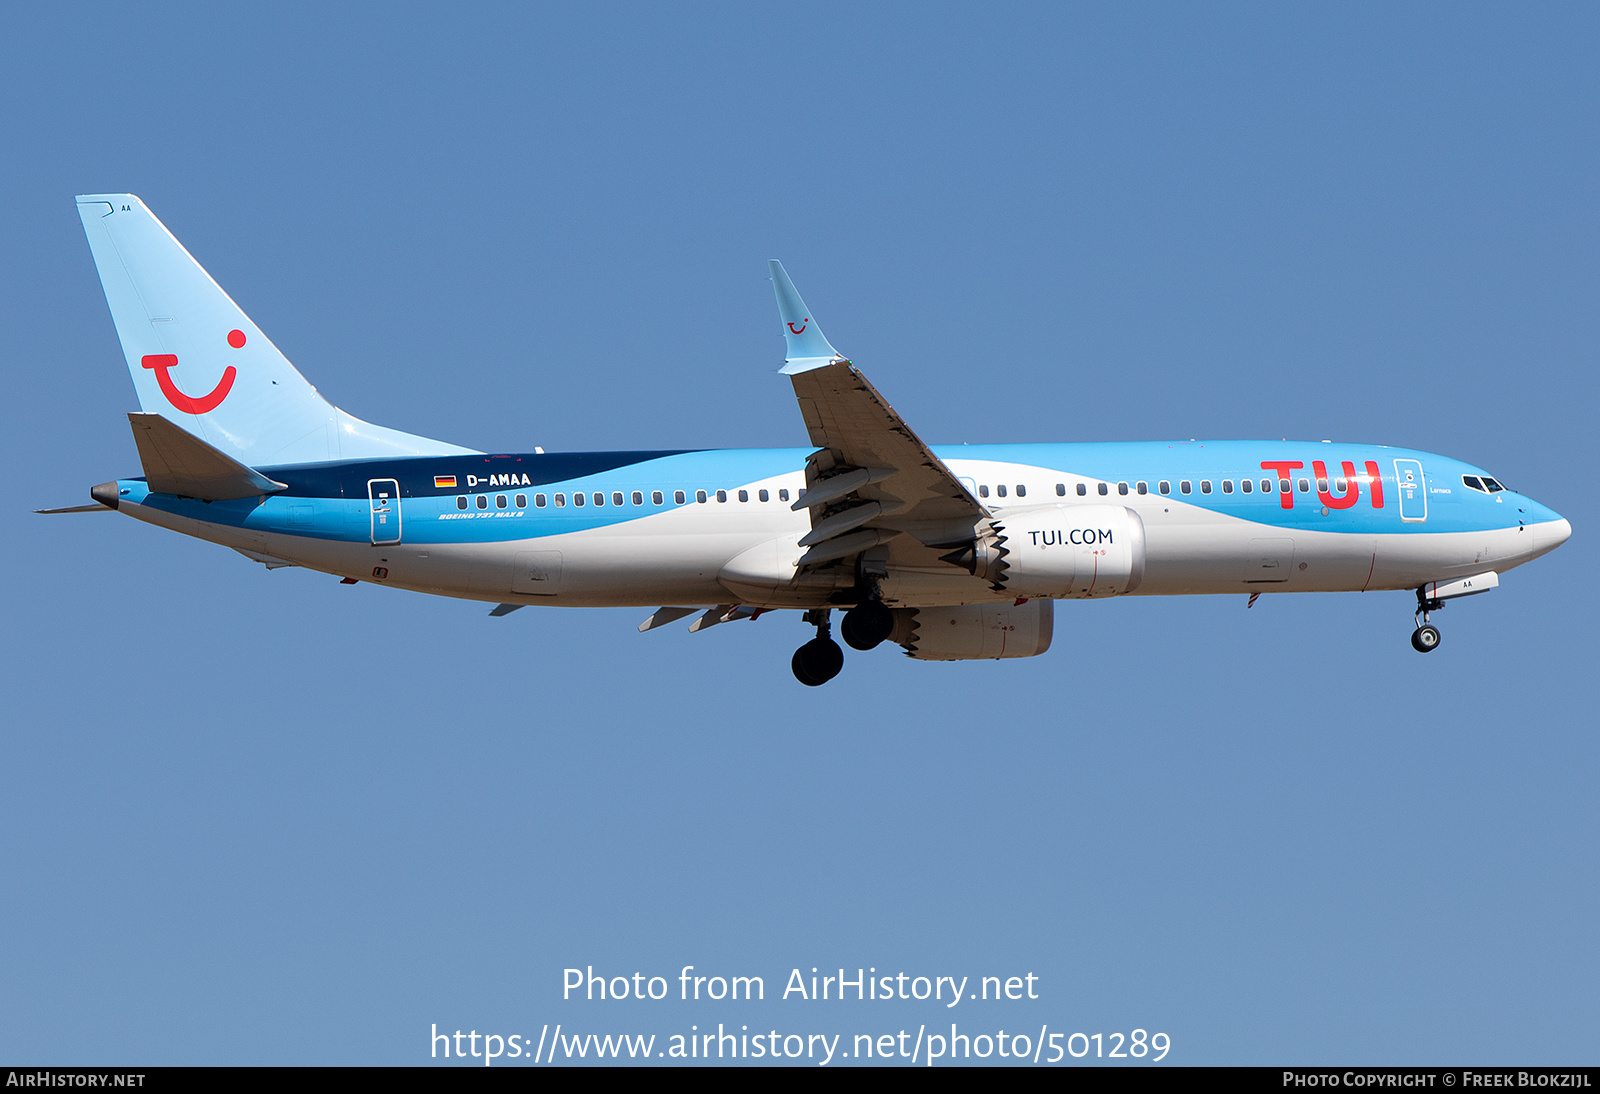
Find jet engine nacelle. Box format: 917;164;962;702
985;504;1146;598
890;600;1054;661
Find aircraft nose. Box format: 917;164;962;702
1537;516;1572;554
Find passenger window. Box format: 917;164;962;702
1278;479;1290;494
1136;481;1148;495
496;494;507;508
997;484;1007;498
1056;483;1066;496
758;489;769;502
632;491;643;505
738;489;748;502
456;496;467;510
1180;481;1192;494
1016;484;1026;497
554;493;566;507
535;494;547;507
1222;480;1233;493
1098;483;1109;496
696;490;707;503
476;495;487;509
1298;478;1309;492
1200;481;1211;494
1264;479;1275;493
978;485;989;498
674;490;686;504
1335;478;1346;491
1159;481;1171;495
1241;479;1252;493
779;488;790;501
1117;482;1129;495
573;492;585;507
1316;477;1328;492
593;492;604;506
1077;483;1088;496
613;492;624;506
516;494;526;508
652;491;663;505
716;489;727;502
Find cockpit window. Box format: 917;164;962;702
1483;477;1505;492
1462;475;1485;492
1464;474;1506;494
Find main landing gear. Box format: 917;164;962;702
792;609;844;686
793;597;897;686
840;598;894;651
1410;587;1444;653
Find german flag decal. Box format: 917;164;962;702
434;475;458;489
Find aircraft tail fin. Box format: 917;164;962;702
76;195;476;467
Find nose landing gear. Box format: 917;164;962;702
792;609;845;686
1410;624;1441;652
1410;587;1444;653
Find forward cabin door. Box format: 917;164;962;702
1393;459;1427;523
368;478;402;544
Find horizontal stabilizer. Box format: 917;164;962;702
129;412;288;500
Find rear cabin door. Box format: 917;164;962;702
1393;459;1427;523
369;478;402;544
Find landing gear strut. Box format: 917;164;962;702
1411;587;1443;653
792;609;844;686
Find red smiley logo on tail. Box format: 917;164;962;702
139;330;245;414
142;355;236;413
788;320;809;335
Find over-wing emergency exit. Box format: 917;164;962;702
44;196;1571;684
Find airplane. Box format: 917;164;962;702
44;194;1572;686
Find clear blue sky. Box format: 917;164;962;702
2;3;1595;1065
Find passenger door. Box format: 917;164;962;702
368;478;402;544
1393;459;1427;523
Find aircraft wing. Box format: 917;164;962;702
769;262;988;571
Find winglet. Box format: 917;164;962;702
769;261;841;374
